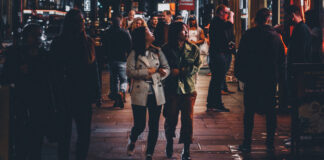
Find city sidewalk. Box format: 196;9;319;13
43;69;294;160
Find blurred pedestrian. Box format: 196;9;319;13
126;26;170;160
103;13;132;108
148;14;159;33
51;9;100;160
162;22;201;160
162;10;172;25
122;10;135;29
2;23;53;160
207;4;234;112
305;10;322;62
286;5;313;64
188;15;205;46
175;15;184;22
234;8;285;153
129;17;148;34
152;21;168;48
188;15;205;84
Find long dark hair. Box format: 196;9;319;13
61;9;95;64
132;27;146;61
153;21;168;47
168;22;186;49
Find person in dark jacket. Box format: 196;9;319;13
2;24;53;160
285;5;314;109
103;13;132;108
51;9;100;160
305;10;322;62
152;21;169;48
286;5;313;65
148;14;159;34
235;8;285;153
207;4;234;112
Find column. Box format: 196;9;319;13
248;0;267;28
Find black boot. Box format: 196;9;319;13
127;139;135;156
166;138;173;158
238;140;251;153
266;137;275;153
181;143;191;160
113;92;124;109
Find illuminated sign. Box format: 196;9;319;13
84;0;91;12
178;0;195;11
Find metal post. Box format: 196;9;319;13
196;0;199;25
272;0;279;26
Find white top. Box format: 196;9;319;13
189;29;198;42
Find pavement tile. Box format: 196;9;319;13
41;70;323;160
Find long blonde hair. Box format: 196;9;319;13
130;17;147;33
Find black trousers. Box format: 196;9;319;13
129;95;162;155
15;123;45;160
207;53;226;107
58;102;92;160
222;53;232;91
243;81;277;145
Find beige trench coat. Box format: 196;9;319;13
126;48;170;106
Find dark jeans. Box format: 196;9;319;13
15;124;45;160
13;94;52;160
109;61;128;95
207;53;226;107
129;95;162;155
222;53;232;91
163;91;197;144
58;102;92;160
243;81;277;145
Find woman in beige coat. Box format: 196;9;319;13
126;26;170;160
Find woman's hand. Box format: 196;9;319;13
148;67;157;74
158;68;167;77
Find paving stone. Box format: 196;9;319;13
41;70;322;160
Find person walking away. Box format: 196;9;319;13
2;24;54;160
103;13;132;108
234;8;285;153
207;4;234;112
51;9;100;160
162;22;201;160
126;26;170;160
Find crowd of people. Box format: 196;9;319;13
0;3;322;160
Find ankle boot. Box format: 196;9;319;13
181;143;191;160
238;139;251;153
113;92;124;108
127;139;135;156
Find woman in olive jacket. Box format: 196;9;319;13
126;26;170;160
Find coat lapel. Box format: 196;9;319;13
138;54;151;67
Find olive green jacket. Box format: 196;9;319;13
162;41;201;95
